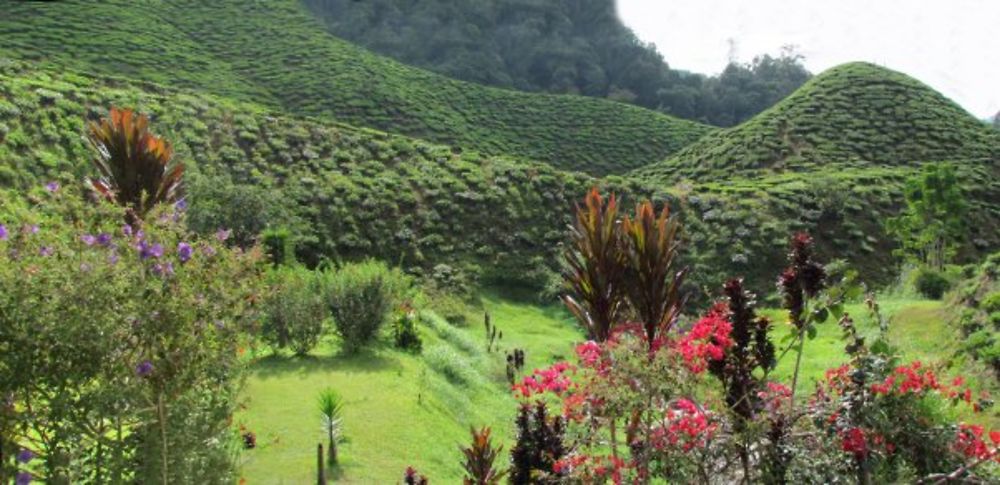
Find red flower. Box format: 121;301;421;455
841;427;868;459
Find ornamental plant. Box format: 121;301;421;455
459;427;507;484
87;107;184;221
261;266;327;355
0;183;263;484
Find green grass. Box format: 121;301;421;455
235;295;582;483
766;298;999;427
0;0;713;175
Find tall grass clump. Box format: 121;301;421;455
418;310;479;354
424;345;479;386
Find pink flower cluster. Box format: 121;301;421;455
653;398;716;452
675;304;733;373
512;362;576;399
840;427;868;459
553;454;626;484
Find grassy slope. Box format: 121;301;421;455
239;292;998;483
237;294;582;483
0;0;713;175
637;62;1000;180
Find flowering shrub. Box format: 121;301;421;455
0;184;263;484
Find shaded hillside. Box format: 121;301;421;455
303;0;811;126
0;0;713;175
636;62;1000;181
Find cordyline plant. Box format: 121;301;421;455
459;427;507;484
88;107;184;222
621;201;687;349
562;188;627;342
563;188;688;347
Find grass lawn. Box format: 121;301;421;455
236;292;996;482
235;292;582;483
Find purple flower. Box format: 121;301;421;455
23;225;38;235
16;448;34;464
216;228;231;242
0;224;7;241
138;241;163;260
108;251;119;265
39;246;54;257
45;181;59;193
80;234;97;246
174;199;188;212
152;262;174;277
201;245;217;257
135;360;154;377
16;471;31;485
122;224;133;238
96;233;112;246
177;242;193;263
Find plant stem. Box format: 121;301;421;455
788;330;805;411
158;392;169;485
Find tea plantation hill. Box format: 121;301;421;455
0;0;713;176
636;62;1000;289
0;59;619;288
635;62;1000;180
2;59;999;296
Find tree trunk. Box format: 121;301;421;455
317;443;326;485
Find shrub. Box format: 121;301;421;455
261;267;326;355
323;260;409;352
261;227;295;266
393;308;423;352
914;267;951;299
0;185;264;484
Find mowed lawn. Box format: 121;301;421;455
236;293;582;483
237;294;996;483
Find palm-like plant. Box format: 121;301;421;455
562;187;627;342
460;427;507;484
621;200;687;348
317;389;343;465
87;107;184;220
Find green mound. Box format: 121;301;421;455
636;62;1000;181
0;0;713;175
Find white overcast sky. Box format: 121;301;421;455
617;0;999;119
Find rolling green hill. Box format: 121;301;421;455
0;0;713;175
635;62;1000;181
2;58;998;296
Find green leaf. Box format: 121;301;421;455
806;324;818;340
812;307;829;324
829;303;844;319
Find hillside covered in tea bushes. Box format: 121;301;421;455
0;0;713;175
636;62;1000;180
3;58;999;296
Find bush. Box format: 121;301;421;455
393;309;423;352
261;227;295;266
914;267;951;299
323;260;409;352
0;185;264;483
262;267;326;355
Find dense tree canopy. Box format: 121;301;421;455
303;0;811;126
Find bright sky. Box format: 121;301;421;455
617;0;999;119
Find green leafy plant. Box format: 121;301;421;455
262;267;327;355
323;260;409;352
914;267;951;299
317;389;344;465
87;107;184;220
459;427;507;484
392;306;422;352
